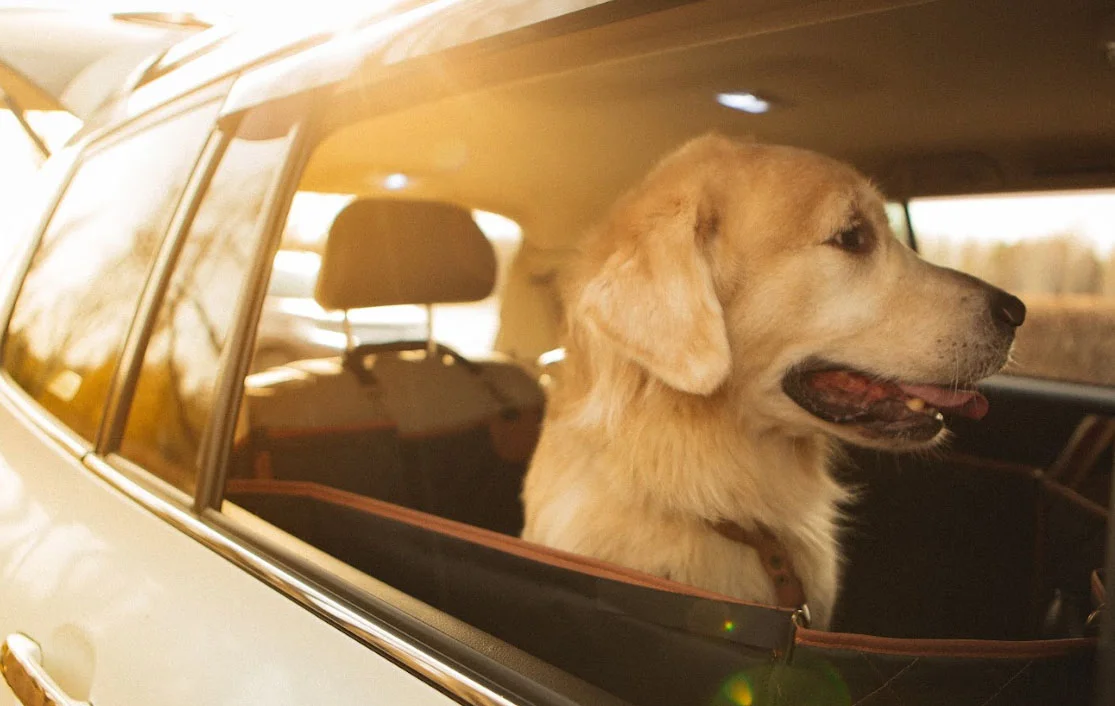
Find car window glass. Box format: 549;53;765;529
2;103;219;441
910;190;1115;385
118;125;296;493
0;146;78;295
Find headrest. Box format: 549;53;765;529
315;199;497;310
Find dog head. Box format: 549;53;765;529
572;134;1024;450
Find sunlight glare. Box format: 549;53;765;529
909;190;1115;253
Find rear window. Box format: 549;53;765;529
910;190;1115;386
2;103;218;440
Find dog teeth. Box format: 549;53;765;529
905;397;926;412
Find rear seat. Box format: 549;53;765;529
231;199;544;535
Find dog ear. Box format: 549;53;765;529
576;181;730;395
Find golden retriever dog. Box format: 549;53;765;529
521;134;1025;629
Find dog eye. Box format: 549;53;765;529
828;224;874;254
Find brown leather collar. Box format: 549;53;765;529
711;520;807;610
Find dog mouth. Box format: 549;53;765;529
781;359;989;442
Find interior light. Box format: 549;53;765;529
538;348;566;366
716;92;772;114
383;173;410;190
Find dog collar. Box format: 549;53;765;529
710;520;807;612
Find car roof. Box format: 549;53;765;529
0;9;206;118
65;0;1115;227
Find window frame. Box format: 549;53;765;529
0;79;232;459
0;144;80;372
98;107;303;504
189;109;312;513
92;128;229;506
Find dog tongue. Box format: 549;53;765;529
897;383;989;420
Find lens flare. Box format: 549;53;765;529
720;674;753;705
713;660;850;706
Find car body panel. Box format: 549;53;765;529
0;378;458;706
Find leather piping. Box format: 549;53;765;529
224;478;776;609
794;628;1096;659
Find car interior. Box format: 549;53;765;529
216;0;1113;703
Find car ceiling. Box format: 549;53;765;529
300;0;1115;250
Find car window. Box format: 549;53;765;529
117;122;297;494
910;189;1115;386
209;3;1115;704
0;146;79;299
1;102;219;441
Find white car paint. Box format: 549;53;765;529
0;386;458;706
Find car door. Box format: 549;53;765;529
0;76;459;706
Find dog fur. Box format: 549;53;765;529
520;134;1019;628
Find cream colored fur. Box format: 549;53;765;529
521;134;1017;629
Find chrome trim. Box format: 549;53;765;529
2;633;91;706
0;374;91;459
97;123;229;455
0;146;82;348
80;455;518;706
111;11;217;30
194;117;308;513
106;452;196;508
79;79;231;162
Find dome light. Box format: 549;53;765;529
716;92;772;114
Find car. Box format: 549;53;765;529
0;1;1112;705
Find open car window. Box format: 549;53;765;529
911;189;1115;386
205;1;1113;704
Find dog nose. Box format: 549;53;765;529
991;290;1026;328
